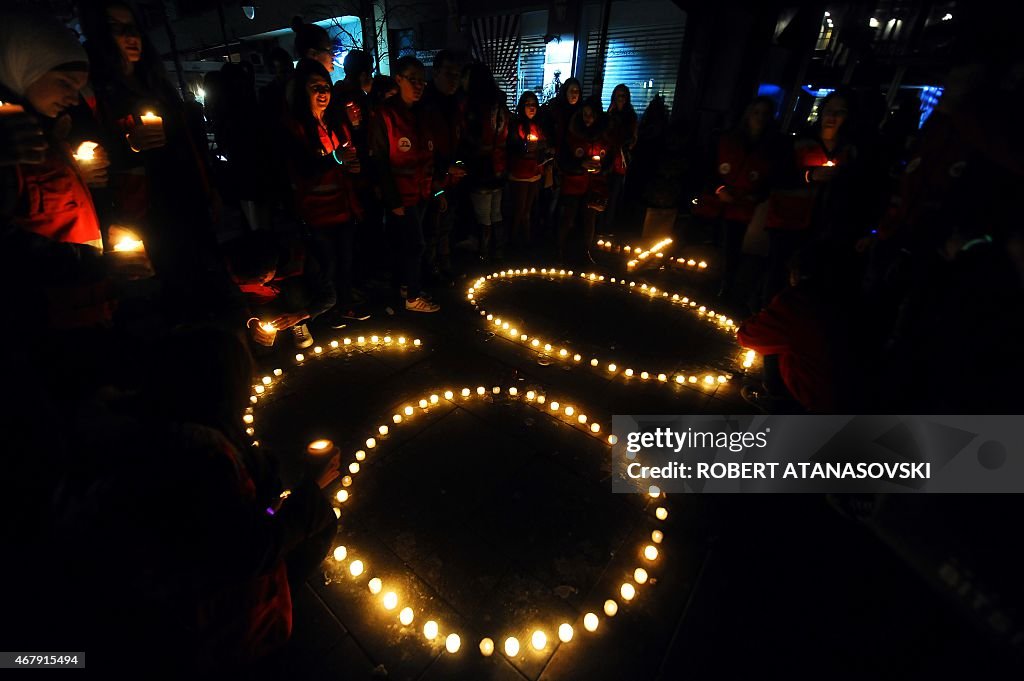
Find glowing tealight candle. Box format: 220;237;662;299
640;371;649;380
357;336;365;344
273;368;283;376
399;607;414;625
414;339;422;346
492;386;500;394
476;387;486;395
531;339;540;347
295;353;305;362
333;546;347;561
355;450;366;461
573;353;582;362
462;388;471;397
544;343;552;352
246;427;255;436
336;490;349;503
537;395;546;404
398;337;406;344
480;637;495;656
383;336;392;344
368;577;382;594
531;630;547;650
419;399;428;409
378;425;389;436
625;369;634;377
333;507;341;518
444;390;454;400
526;390;535;400
608;435;618;445
558;623;573;643
140;111;162;126
590;423;600;433
314;346;323;354
634;568;649;584
370;335;379;343
620;583;636;601
383;592;398;610
343;338;352;345
349;462;360;474
405;406;414;416
591;359;599;367
644;545;659;561
583;613;599;632
254;385;265;395
365;438;376;449
509;387;518;396
550;401;559;411
655;507;668;520
658;374;667;382
565;406;574;416
504;636;520;657
349;560;364;576
424;620;439;640
342;476;352;487
445;633;461;653
652;530;664;543
261;376;272;385
604;599;618;616
608;363;617;372
307;439;333;456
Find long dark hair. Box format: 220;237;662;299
514;91;540;138
555;77;582;109
78;1;175;98
287;58;334;152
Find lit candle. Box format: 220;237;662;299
504;636;520;657
608;435;618;445
349;462;360;474
655;507;668;520
111;228;145;253
368;577;382;594
140;111;162;126
306;439;334;456
383;592;398;610
558;623;573;643
583;613;599;632
349;560;364;576
333;546;347;561
378;425;389;436
424;620;439;640
399;607;414;626
445;633;461;654
336;490;349;503
365;438;376;448
479;637;495;656
355;450;365;461
652;530;664;543
634;568;649;584
644;545;659;561
73;140;98;164
531;630;547;650
590;423;600;433
620;583;636;601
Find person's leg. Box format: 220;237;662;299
470;190;493;261
509;182;530;248
402;204;427;299
582;205;598;262
719;219;747;298
334;221;354;306
523;181;540;248
422;198;442;278
603;173;624;232
557;194;580;261
490;187;506;259
308;226;338;292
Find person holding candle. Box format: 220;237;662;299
53;326;339;673
79;2;226;318
460;62;510;262
507;91;550;251
0;11;127;331
556;97;612;263
369;56;440;312
539;77;582;234
283;59;362;329
226;232;336;350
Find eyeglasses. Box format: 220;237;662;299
308;84;331;95
397;74;427;86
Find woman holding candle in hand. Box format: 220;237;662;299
283;58;362;333
507;91;549;251
79;2;223;314
556;97;612;263
0;11;128;331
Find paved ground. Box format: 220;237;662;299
246;232;751;680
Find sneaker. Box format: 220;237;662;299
405;296;440;313
292;323;314;349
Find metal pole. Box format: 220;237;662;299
592;0;612;99
159;1;188;95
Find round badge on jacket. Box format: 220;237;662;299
719;162;732;175
398;137;412;152
575;147;584;157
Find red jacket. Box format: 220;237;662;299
372;100;434;209
765;138;852;231
694;131;778;223
286;119;361;227
507;119;547;181
559;116;612;197
737;286;840;412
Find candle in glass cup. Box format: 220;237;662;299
110;227;145;253
140;111;163;126
73;141;98;163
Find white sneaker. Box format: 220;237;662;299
405;297;440;313
292;323;314;348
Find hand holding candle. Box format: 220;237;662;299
106;225;154;279
250;320;278;346
128;110;166;151
73;141;110;187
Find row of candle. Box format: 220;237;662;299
466;267;750;386
306;382;670;660
293;335;422;363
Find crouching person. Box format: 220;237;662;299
226;232;336;350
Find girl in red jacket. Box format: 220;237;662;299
507;91;550;249
556;98;613;263
283;59;362;337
